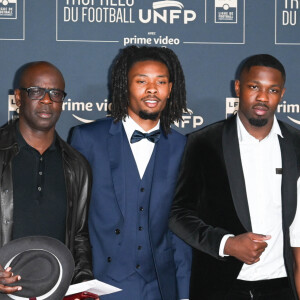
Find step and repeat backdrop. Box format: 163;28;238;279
0;0;300;139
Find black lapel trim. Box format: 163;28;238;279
222;116;252;232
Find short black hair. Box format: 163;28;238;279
238;54;286;83
110;46;187;135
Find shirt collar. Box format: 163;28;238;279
237;114;283;143
122;115;160;142
15;121;58;152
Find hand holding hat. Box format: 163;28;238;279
0;236;75;300
0;265;22;294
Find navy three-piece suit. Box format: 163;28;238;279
71;118;191;300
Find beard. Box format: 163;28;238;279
138;110;160;121
249;118;268;127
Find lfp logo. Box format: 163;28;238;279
0;0;17;19
139;0;196;24
8;94;18;121
215;0;237;23
226;97;239;119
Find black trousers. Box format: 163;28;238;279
225;277;294;300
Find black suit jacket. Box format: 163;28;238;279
169;115;300;299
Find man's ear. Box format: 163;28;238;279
14;89;21;107
281;87;286;99
168;82;173;98
234;80;240;97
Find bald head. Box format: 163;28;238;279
18;61;65;89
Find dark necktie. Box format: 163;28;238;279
130;129;161;144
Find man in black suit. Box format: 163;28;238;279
169;54;300;299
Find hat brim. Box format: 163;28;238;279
0;236;75;300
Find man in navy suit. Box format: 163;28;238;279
71;46;191;300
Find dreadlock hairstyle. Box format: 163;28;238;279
110;45;187;135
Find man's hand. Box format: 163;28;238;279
0;265;22;294
224;232;271;264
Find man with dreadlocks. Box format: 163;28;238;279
71;46;191;300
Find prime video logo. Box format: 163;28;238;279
138;0;196;24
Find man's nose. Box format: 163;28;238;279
256;89;269;102
39;91;53;104
146;82;157;93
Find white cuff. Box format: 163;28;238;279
219;234;234;257
290;233;300;247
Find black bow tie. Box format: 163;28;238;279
130;129;161;144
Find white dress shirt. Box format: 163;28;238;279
220;115;288;280
122;116;159;179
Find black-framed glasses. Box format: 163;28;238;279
19;87;67;103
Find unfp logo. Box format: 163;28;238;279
215;0;237;23
139;0;196;24
226;97;239;119
0;0;17;19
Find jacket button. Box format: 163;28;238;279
138;246;142;250
115;228;120;234
140;188;144;192
69;201;73;208
138;226;143;231
136;264;140;269
107;257;112;262
139;207;144;211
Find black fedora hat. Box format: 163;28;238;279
0;236;75;300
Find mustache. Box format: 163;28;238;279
37;109;53;114
252;103;269;110
141;95;161;101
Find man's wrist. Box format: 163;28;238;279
219;234;234;257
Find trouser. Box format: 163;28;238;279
225;277;294;300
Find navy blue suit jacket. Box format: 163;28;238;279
71;118;191;300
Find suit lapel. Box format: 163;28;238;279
279;123;297;228
149;132;169;212
108;121;126;217
222;116;252;232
